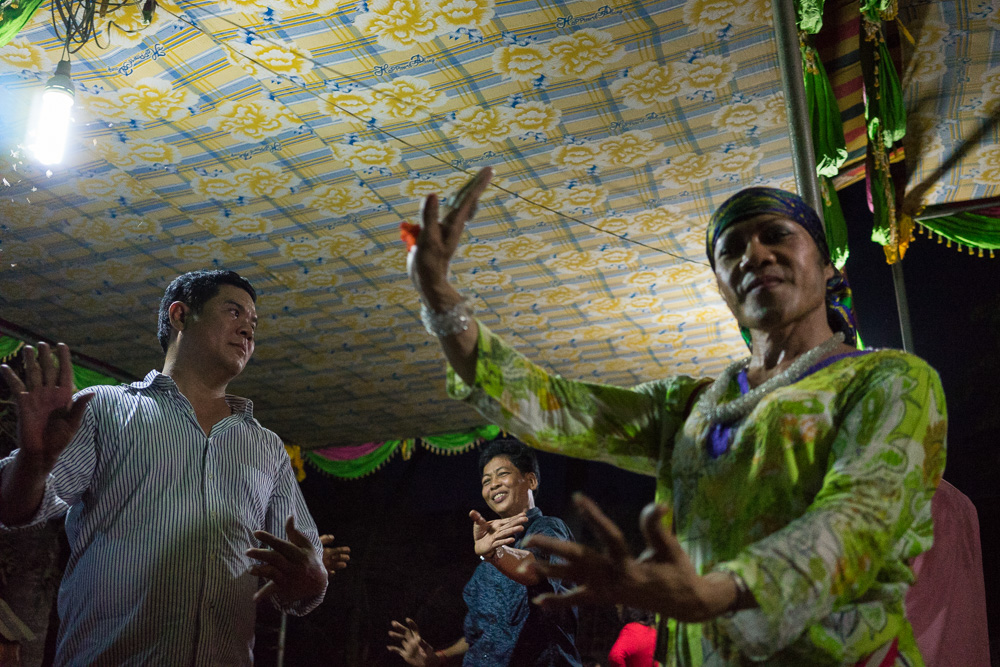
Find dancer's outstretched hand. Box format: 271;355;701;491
518;493;744;623
407;167;493;304
470;510;527;558
319;534;351;576
387;618;438;667
0;342;92;473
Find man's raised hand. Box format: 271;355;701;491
319;533;351;576
0;343;92;473
248;515;327;606
470;509;527;558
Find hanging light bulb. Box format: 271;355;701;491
27;60;75;165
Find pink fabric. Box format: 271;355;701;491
904;480;991;666
311;441;384;460
608;622;657;667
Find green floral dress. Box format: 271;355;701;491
447;322;947;667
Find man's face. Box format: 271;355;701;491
712;214;834;333
180;284;257;377
481;455;536;519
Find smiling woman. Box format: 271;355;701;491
408;168;948;667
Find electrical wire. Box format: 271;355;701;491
152;2;709;266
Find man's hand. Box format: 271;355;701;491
408;167;493;308
248;515;327;605
470;510;527;558
517;494;748;623
387;618;439;667
319;534;351;576
0;343;92;473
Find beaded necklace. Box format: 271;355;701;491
696;332;846;426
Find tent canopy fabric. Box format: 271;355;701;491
0;0;997;449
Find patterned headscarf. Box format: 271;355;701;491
705;187;859;348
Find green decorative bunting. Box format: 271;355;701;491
0;0;46;49
918;213;1000;252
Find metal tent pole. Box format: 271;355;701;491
772;0;823;218
891;262;915;352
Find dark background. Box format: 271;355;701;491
256;180;1000;665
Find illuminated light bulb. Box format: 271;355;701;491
27;60;75;166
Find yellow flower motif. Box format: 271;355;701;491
558;183;606;210
687;306;733;325
281;270;342;290
712;100;767;134
598;131;667;169
351;311;399;330
66;214;159;243
541;330;574;344
600;247;639;265
330;139;402;170
630;205;686;235
914;20;949;50
977;146;1000;170
76;172;152;201
63;259;152;284
546;28;625;80
681;55;737;92
301;183;379;216
235;163;301;198
218;0;270;14
195;211;274;237
504;292;537;307
625;271;660;288
549;250;599;273
434;0;494;29
551;143;602;170
576;325;617;341
191;175;240;200
278;234;373;261
610;61;680;109
379;283;416;304
370;250;409;272
459;244;497;261
318;89;377;123
588;298;625;316
355;0;440;50
981;66;1000;100
511;313;546;328
509;188;558;219
275;0;340;16
492;44;546;82
620;331;653;349
654;153;714;189
0;38;53;73
340;291;380;308
94;138;182;169
714;146;760;177
80;94;132;123
510;101;562;135
535;286;584;306
683;0;745;32
227;39;314;80
1;240;45;263
908;50;947;84
495;235;547;261
371;76;447;122
597;357;636;373
273;290;317;311
208;99;299;143
459;270;511;289
117;77;198;122
443;106;514;148
0;200;48;228
659;263;715;284
173;239;244;263
595;214;629;235
627;295;660;309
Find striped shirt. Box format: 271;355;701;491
0;370;326;666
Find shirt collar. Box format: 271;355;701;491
133;370;254;418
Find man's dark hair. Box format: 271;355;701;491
478;438;540;490
157;270;257;352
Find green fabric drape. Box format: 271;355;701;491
305;440;401;480
918;213;1000;251
820;176;849;268
0;336;23;363
0;0;46;49
73;366;119;390
422;424;501;454
802;40;848;178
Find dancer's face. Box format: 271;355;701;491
481;455;537;519
712;214;833;333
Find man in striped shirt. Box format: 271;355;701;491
0;270;330;665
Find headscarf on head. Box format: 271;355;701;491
705;187;859;348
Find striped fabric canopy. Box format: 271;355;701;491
0;0;996;448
